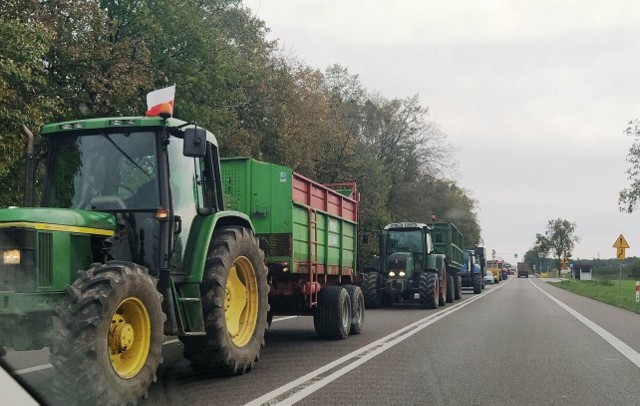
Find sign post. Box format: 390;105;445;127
612;234;630;305
636;281;639;303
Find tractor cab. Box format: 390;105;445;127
381;222;434;279
36;117;223;275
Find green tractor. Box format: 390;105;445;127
360;222;448;309
0;114;269;404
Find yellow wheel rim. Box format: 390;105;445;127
225;256;259;347
109;297;151;379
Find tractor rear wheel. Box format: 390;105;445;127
361;271;382;308
314;286;351;339
343;285;364;335
51;261;164;405
446;274;454;303
419;272;439;309
473;273;483;294
181;226;268;375
454;275;462;300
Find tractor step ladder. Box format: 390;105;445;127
176;296;206;336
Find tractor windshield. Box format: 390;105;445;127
42;131;159;210
386;229;423;254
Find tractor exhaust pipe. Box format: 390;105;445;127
22;124;36;207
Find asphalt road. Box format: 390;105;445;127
4;276;640;405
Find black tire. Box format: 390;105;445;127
267;311;273;329
446;274;454;303
51;261;164;406
180;226;268;375
454;275;462;300
472;273;482;294
361;271;382;308
436;259;446;307
313;286;351;339
419;272;439;309
343;285;364;335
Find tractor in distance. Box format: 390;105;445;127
459;247;486;294
360;222;450;309
0;108;269;405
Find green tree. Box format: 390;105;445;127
535;218;580;270
619;119;640;212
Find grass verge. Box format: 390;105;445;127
549;279;640;314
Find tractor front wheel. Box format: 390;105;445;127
51;261;164;405
419;272;439;309
473;273;483;294
361;271;382;308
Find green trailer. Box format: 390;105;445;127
432;222;465;301
221;157;364;339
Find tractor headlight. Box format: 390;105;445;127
399;271;406;277
389;271;396;277
1;249;21;265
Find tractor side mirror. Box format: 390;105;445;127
183;128;206;157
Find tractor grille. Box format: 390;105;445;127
258;233;291;258
38;233;53;287
0;228;36;292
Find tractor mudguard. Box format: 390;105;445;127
181;210;253;284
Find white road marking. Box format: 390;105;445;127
245;280;511;406
14;364;53;376
529;279;640;369
13;316;300;375
272;316;299;323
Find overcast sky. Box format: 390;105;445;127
244;0;640;261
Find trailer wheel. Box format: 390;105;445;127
446;274;455;303
181;226;268;375
361;271;382;308
454;275;462;300
314;286;351;339
419;272;438;309
436;259;446;307
343;285;364;335
472;273;483;294
51;262;164;405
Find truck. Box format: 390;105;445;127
486;259;502;283
459;247;486;294
220;157;364;339
360;221;463;309
517;262;530;278
0;110;270;405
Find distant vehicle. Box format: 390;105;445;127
486;259;501;283
484;271;494;284
517;262;530;278
460;247;485;294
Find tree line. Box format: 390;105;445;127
0;0;481;263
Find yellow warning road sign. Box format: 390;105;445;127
613;234;629;249
617;247;626;260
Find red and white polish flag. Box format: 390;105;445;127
145;85;175;116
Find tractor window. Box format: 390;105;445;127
386;230;423;254
43;132;159;210
199;143;217;209
167;137;203;268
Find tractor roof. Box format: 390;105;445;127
40;116;218;147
